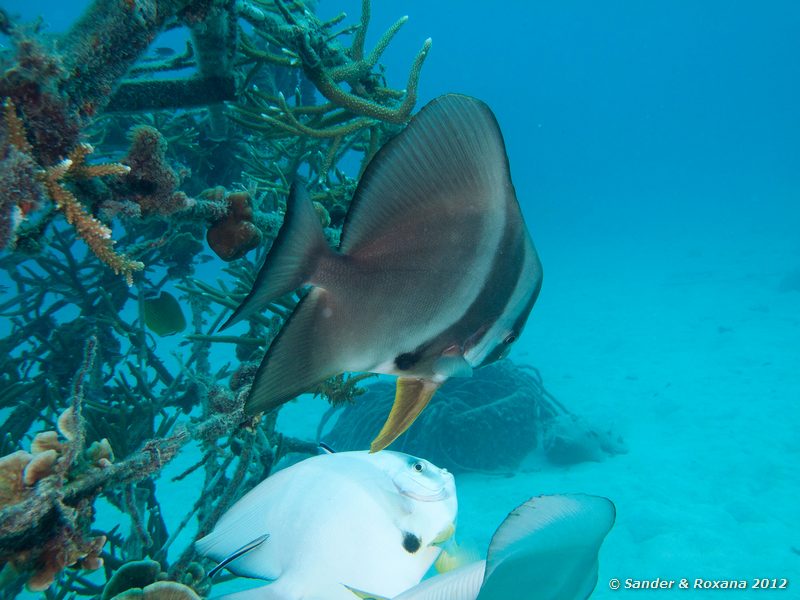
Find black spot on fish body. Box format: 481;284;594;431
395;352;419;371
402;532;421;554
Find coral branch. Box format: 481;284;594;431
41;147;143;286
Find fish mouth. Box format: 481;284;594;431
395;471;454;502
398;485;451;502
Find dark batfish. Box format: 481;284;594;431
221;94;543;452
143;291;187;337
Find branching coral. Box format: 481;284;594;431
41;148;144;285
0;334;251;593
2;99;144;284
237;0;430;125
0;338;109;591
0;1;437;598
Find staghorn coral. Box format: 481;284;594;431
0;34;80;166
0;1;440;597
2;99;144;284
41;148;144;286
235;0;430;129
0;101;45;247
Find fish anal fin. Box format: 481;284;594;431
370;378;440;453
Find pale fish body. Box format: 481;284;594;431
220;94;543;452
348;494;616;600
196;451;457;600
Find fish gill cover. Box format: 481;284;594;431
0;1;624;598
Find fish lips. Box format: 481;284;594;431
395;470;455;503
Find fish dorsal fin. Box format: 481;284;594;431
477;494;616;600
370;378;440;452
219;184;331;331
208;533;270;579
340;94;512;256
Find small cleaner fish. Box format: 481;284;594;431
221;93;543;452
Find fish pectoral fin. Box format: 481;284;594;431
369;378;440;453
342;585;390;600
244;288;342;416
207;533;270;579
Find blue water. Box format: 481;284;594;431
2;0;798;597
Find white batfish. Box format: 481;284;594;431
348;494;616;600
195;450;458;600
219;93;543;452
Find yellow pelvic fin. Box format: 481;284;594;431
434;539;482;574
343;585;390;600
369;377;440;453
431;522;456;545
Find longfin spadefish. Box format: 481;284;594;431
219;184;331;332
477;494;616;600
339;94;511;257
370;378;440;453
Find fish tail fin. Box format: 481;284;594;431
219;183;331;331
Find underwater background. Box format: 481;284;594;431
1;0;798;598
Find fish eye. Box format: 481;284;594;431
412;461;425;473
504;333;517;344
